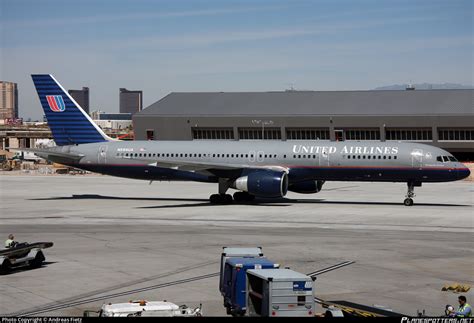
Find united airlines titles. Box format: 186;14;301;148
293;145;399;155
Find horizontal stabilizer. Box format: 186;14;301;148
20;148;84;162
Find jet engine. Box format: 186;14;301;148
232;170;288;198
288;180;325;194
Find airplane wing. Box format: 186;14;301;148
148;159;289;177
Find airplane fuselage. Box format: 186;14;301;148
45;140;470;184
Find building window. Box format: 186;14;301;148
386;128;432;141
344;129;380;140
438;129;474;141
238;128;281;140
146;129;154;140
192;128;234;140
286;128;330;140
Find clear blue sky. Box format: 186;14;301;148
1;0;472;120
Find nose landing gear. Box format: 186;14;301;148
404;182;420;206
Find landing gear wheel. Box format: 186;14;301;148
404;182;416;206
233;192;245;202
233;192;255;203
223;194;233;204
210;194;221;204
209;194;233;204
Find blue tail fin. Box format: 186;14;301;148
31;74;110;146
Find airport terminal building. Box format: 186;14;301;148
133;89;474;159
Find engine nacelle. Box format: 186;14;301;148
232;170;288;198
288;180;325;194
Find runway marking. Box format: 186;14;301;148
81;216;471;231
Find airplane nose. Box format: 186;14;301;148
458;165;471;180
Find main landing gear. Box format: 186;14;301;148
209;193;233;204
233;191;255;203
404;182;419;206
209;192;255;204
209;179;255;204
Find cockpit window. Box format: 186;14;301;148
437;156;458;163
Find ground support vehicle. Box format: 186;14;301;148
0;242;53;274
246;268;316;317
84;300;202;317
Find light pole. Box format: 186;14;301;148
252;119;274;139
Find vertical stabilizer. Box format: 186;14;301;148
31;74;111;146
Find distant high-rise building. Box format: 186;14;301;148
120;88;142;114
68;87;90;114
0;81;19;120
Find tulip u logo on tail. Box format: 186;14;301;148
46;95;65;112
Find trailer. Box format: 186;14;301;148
0;242;53;274
84;300;202;317
222;257;279;316
246;268;316;317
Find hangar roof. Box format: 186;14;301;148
137;89;473;117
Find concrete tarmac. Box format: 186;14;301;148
0;175;473;316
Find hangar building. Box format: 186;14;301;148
133;89;474;159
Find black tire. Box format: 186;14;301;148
0;259;11;274
404;198;414;206
210;194;233;204
233;192;244;202
210;194;221;204
224;194;233;204
234;192;255;202
30;251;45;268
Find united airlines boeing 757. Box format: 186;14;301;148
29;75;470;206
